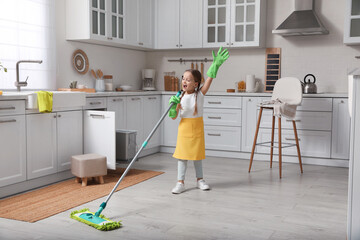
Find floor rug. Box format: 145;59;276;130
0;168;163;222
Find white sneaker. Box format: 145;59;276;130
172;182;185;194
197;179;210;190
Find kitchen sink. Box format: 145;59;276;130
2;91;86;109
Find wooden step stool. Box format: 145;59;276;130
71;153;107;187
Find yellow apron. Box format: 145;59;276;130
173;117;205;160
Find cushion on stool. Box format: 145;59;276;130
71;153;107;178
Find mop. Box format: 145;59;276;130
71;91;182;231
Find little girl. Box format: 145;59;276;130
169;47;229;194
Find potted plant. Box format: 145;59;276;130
0;61;7;72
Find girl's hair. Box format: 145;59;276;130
180;69;202;116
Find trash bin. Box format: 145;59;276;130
116;130;137;161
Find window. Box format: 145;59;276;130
0;0;56;90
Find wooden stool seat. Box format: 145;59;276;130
71;153;107;186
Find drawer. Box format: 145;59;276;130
256;128;331;158
204;96;242;109
204;126;241;151
84;97;106;109
258;110;332;131
297;98;332;112
258;97;332;112
0;100;25;116
204;108;241;126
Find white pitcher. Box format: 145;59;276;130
246;74;259;93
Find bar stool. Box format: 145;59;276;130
248;77;303;178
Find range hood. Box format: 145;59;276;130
272;0;329;36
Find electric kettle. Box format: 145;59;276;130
303;74;317;94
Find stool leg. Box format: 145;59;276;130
292;120;303;173
278;117;282;179
75;177;81;183
249;107;263;172
99;176;104;184
270;114;275;168
82;177;88;187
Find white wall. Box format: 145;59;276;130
147;0;360;93
55;0;147;90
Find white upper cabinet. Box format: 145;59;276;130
66;0;126;43
126;0;154;48
155;0;203;49
344;0;360;45
203;0;266;48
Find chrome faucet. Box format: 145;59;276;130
15;60;43;91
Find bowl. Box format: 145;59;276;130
119;85;132;91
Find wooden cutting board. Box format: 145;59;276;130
58;88;95;93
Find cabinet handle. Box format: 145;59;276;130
90;114;105;119
107;37;113;40
248;99;252;102
0;106;16;110
53;115;57;118
341;100;344;103
0;119;16;124
138;42;144;45
286;119;301;122
148;97;157;100
89;102;102;105
176;44;179;47
285;137;301;141
208;116;221;119
180;44;183;47
231;43;234;45
131;97;141;101
208;133;221;137
58;114;61;118
112;98;123;102
208;101;221;104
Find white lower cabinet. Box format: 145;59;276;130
204;125;241;151
0;115;26;187
143;95;161;148
331;98;350;159
126;96;143;147
27;111;83;179
57;111;83;172
107;96;126;130
256;128;331;158
162;95;180;147
241;97;261;152
27;113;57;179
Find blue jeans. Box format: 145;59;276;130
177;160;203;181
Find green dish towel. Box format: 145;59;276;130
36;91;53;113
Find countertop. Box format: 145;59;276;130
0;90;348;100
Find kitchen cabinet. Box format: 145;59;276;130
66;0;127;46
126;0;154;48
256;98;332;158
57;111;84;172
0;100;26;187
143;95;161;148
344;0;360;45
203;96;242;151
155;0;203;49
241;96;261;152
331;98;350;159
203;0;266;48
126;96;143;147
26;111;83;179
107;96;127;130
162;94;180;147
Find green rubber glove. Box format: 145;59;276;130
207;47;230;78
168;96;180;118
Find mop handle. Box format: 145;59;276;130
95;91;182;217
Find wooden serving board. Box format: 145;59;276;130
57;88;95;93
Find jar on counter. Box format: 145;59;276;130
103;75;113;91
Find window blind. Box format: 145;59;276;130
0;0;56;90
